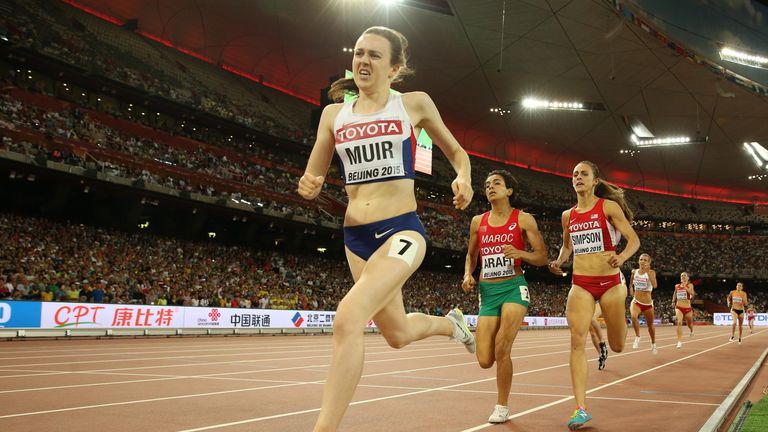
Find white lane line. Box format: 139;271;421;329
514;383;571;389
391;375;456;381
0;338;456;360
358;385;724;407
0;344;467;371
640;390;728;397
0;346;329;361
0;376;296;395
588;395;719;406
0;350;476;382
0;336;442;355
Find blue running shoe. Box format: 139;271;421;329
567;407;592;430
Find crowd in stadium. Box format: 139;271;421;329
1;0;766;325
1;212;765;323
1;87;765;270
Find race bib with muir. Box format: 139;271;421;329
570;228;604;255
480;253;515;279
335;120;407;184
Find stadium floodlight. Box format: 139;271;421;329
492;98;604;115
719;47;768;70
630;134;707;148
522;97;586;111
744;142;768;170
490;107;512;115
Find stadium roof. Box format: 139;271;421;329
64;0;768;203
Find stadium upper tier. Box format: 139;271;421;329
0;0;766;224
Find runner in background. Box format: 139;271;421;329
672;272;695;348
746;304;756;334
628;254;658;353
727;282;748;344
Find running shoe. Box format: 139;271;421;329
599;341;608;359
651;343;658;355
598;342;608;370
632;336;640;349
446;308;476;353
567;407;592;430
738;338;742;345
689;330;694;337
488;404;510;423
729;336;735;342
676;341;683;349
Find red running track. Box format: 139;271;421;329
0;326;765;431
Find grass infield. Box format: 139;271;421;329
741;393;768;432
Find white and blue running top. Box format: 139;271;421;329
333;93;416;185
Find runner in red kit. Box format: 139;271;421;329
672;272;695;348
746;304;756;334
549;161;640;430
463;170;547;423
